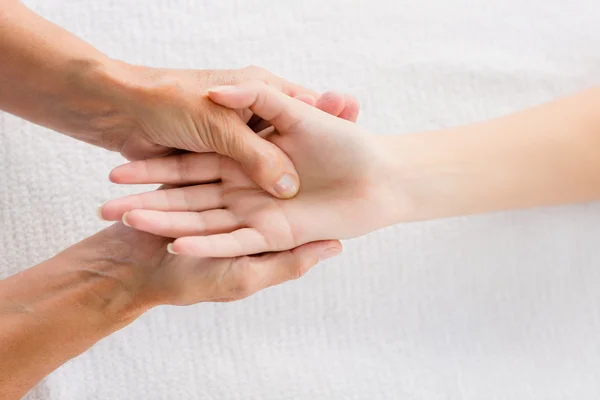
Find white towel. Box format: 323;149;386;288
3;0;600;398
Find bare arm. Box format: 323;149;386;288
0;1;130;148
384;88;600;222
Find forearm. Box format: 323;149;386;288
0;224;160;399
0;1;134;148
383;88;600;222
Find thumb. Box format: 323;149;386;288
250;239;343;290
208;81;317;135
217;112;300;199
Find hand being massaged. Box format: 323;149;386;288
99;81;398;258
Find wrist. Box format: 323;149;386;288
0;2;139;151
0;224;168;397
1;224;165;336
52;223;170;323
0;224;161;397
373;131;453;226
54;58;140;151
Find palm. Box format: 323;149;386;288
218;121;382;249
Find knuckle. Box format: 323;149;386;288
231;278;254;299
289;265;305;281
204;69;234;87
289;259;310;281
228;259;259;299
253;90;268;112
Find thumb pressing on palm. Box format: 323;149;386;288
208;82;353;199
215;112;301;199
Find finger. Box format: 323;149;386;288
250;93;316;133
254;239;343;288
169;228;271;258
253;67;320;99
208;81;316;135
315;91;345;117
99;184;223;221
217;240;343;301
122;209;239;238
109;153;222;185
338;94;360;122
208;106;299;199
229;123;300;199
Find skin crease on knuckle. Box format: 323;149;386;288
225;259;267;300
288;259;309;281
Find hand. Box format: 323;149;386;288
111;65;360;198
88;223;342;307
0;222;341;399
100;81;393;258
0;3;358;199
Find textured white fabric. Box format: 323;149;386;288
2;0;600;398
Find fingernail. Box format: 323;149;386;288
97;202;107;221
208;85;237;94
167;243;178;255
122;212;132;228
319;247;341;262
274;174;298;198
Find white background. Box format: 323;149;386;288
2;0;600;398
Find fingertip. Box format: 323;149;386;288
291;240;342;263
171;237;202;257
108;166;123;184
167;243;179;255
339;95;360;122
273;173;299;199
208;85;238;96
319;248;342;262
109;162;138;184
323;239;343;253
97;199;125;222
316;91;345;117
309;240;342;259
240;139;300;199
207;82;266;108
97;202;108;222
121;211;132;228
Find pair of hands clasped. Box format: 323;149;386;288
8;3;600;396
100;80;388;269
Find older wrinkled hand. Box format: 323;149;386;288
114;65;360;199
99;223;342;308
